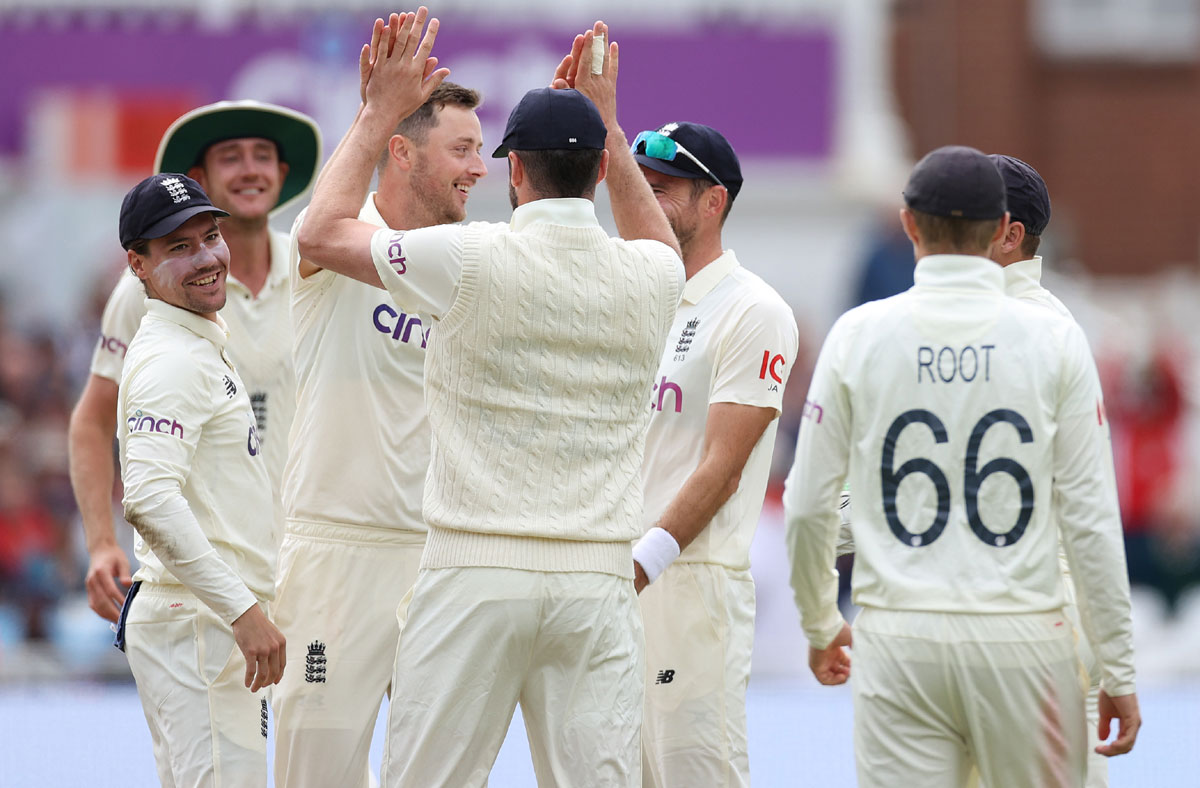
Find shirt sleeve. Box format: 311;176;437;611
1052;324;1136;696
710;296;799;414
90;273;148;383
370;224;465;320
120;352;257;623
782;316;853;649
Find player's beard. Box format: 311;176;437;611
667;207;700;260
509;181;518;211
411;155;466;225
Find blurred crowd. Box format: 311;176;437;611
1;257;1199;675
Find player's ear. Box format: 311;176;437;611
1005;220;1026;254
388;135;414;171
509;151;525;188
704;185;727;220
595;148;610;185
899;208;919;246
187;165;209;191
127;247;148;281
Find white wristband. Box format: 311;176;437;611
633;526;680;585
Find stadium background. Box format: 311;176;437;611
0;0;1196;784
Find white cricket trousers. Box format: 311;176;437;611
380;566;645;788
852;607;1087;788
270;520;424;788
124;584;268;787
639;562;755;788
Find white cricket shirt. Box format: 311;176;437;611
282;195;430;532
641;250;798;569
118;300;278;623
90;230;296;503
784;254;1135;695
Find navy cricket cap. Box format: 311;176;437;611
903;145;1006;220
634;121;744;201
119;173;229;250
989;154;1051;236
491;88;606;158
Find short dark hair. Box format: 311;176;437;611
378;82;482;174
1019;231;1041;258
127;238;152;256
688;178;733;225
515;149;605;200
911;209;1001;255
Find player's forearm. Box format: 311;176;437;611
1054;414;1136;694
299;103;397;272
604;126;682;257
655;456;743;554
122;485;256;624
782;448;847;648
68;396;119;552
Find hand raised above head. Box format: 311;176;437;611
571;22;619;126
362;7;451;121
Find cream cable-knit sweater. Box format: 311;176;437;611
421;219;681;577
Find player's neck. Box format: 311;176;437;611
682;235;725;280
375;188;437;232
221;217;272;296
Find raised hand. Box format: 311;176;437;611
362;7;450;122
570;22;618;127
550;34;585;90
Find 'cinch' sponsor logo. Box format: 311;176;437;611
386;231;407;274
651;376;683;413
372;304;429;349
127;410;184;438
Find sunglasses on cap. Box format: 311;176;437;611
631;130;727;191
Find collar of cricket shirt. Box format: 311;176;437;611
509;198;600;232
913;254;1004;293
144;297;230;350
1001;255;1044;299
682;249;739;305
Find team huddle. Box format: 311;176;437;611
66;9;1139;788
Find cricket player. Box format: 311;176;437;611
630;121;798;787
296;14;682;786
270;19;488;784
784;146;1140;787
988;152;1109;787
115;173;286;785
69;100;320;623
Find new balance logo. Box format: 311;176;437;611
222;375;236;398
655;669;675;685
260;698;268;739
305;641;327;683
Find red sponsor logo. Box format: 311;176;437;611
759;350;786;383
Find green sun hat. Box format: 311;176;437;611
154;100;322;215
